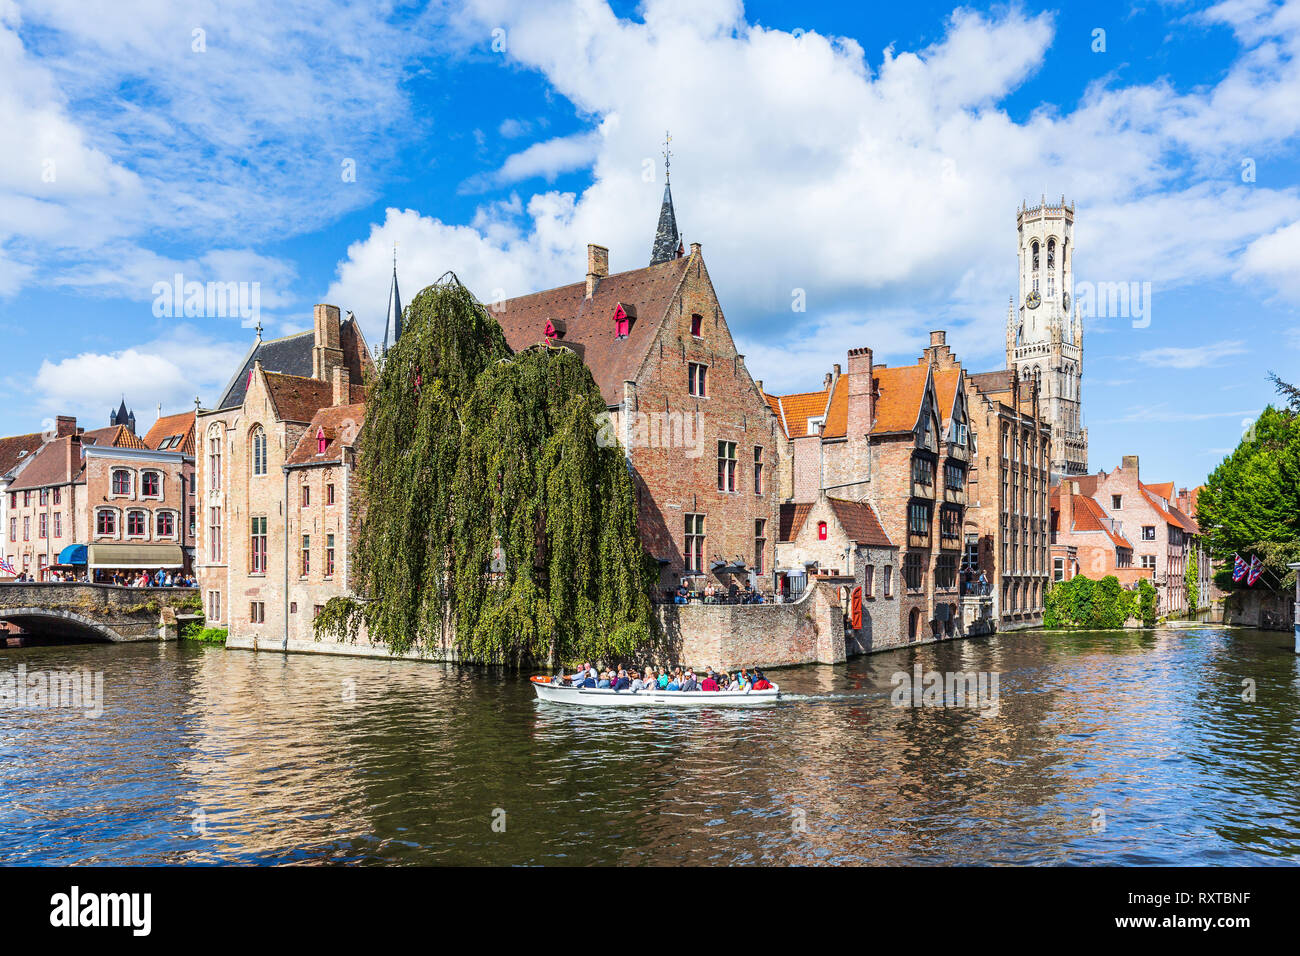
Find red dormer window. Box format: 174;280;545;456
818;521;828;541
691;313;703;337
544;319;557;343
614;304;630;338
316;427;327;455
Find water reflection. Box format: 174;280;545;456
0;626;1298;865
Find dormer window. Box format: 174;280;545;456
614;305;630;338
316;427;327;456
690;313;703;337
544;318;566;343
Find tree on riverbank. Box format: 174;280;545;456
1198;374;1300;590
313;275;657;665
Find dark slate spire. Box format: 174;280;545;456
110;397;133;429
650;131;681;265
381;243;402;357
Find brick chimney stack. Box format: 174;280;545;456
847;346;875;441
1122;454;1139;474
332;365;351;406
922;330;957;368
66;434;81;480
1058;480;1076;531
312;304;344;381
586;244;609;299
55;415;76;437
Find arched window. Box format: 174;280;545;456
908;607;921;641
208;424;223;490
251;426;267;476
1031;240;1039;272
690;313;703;338
111;469;132;495
317;427;327;456
1046;239;1056;297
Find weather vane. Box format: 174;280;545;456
663;130;672;183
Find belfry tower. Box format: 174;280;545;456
1007;196;1088;476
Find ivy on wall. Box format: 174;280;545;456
1044;574;1156;629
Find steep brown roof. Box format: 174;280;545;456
779;502;814;543
1145;481;1175;501
968;369;1012;395
494;256;692;406
871;364;929;434
823;375;848;438
286;403;365;466
8;425;146;490
826;497;893;548
1072;494;1133;549
1139;482;1185;528
142;411;195;456
0;431;44;479
263;371;365;424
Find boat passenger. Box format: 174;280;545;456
752;670;772;690
700;673;719;692
725;674;740;691
681;670;700;692
658;670;671;690
613;669;631;691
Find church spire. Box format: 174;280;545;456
382;241;403;357
650;131;682;265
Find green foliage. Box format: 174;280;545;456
1138;578;1157;627
1198;401;1300;582
1185;548;1199;612
1044;574;1149;629
315;274;658;664
184;626;227;644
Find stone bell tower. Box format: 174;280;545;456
1007;196;1087;476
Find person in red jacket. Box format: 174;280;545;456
752;670;772;690
700;673;719;692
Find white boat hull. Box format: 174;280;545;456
532;680;781;707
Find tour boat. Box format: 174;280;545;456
530;675;781;707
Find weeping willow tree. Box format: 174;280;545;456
315;273;657;664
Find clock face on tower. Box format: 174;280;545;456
1025;289;1041;309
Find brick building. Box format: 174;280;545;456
5;418;149;579
493;234;780;595
966;366;1053;628
195;304;371;640
764;329;974;644
0;427;47;577
1060;456;1200;615
1049;480;1146;587
776;493;900;652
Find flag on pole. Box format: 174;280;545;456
0;556;16;576
1247;555;1263;586
1232;554;1247;582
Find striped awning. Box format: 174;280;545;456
87;543;184;569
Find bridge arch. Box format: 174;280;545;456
0;607;123;643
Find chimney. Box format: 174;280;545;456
332;365;351;407
847;346;874;441
690;242;701;257
930;330;946;347
922;330;956;368
823;371;833;390
55;415;76;438
1122;454;1139;474
66;434;81;480
755;380;763;394
586;244;609;298
312;304;344;381
1059;482;1074;531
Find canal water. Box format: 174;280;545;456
1;626;1298;865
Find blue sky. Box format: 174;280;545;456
1;0;1298;490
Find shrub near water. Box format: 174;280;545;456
1044;574;1154;629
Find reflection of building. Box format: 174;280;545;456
1006;199;1087;476
196;305;372;639
966;368;1053;629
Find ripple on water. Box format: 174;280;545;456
1;627;1299;864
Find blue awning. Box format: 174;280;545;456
56;544;87;566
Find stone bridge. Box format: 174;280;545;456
0;583;199;643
